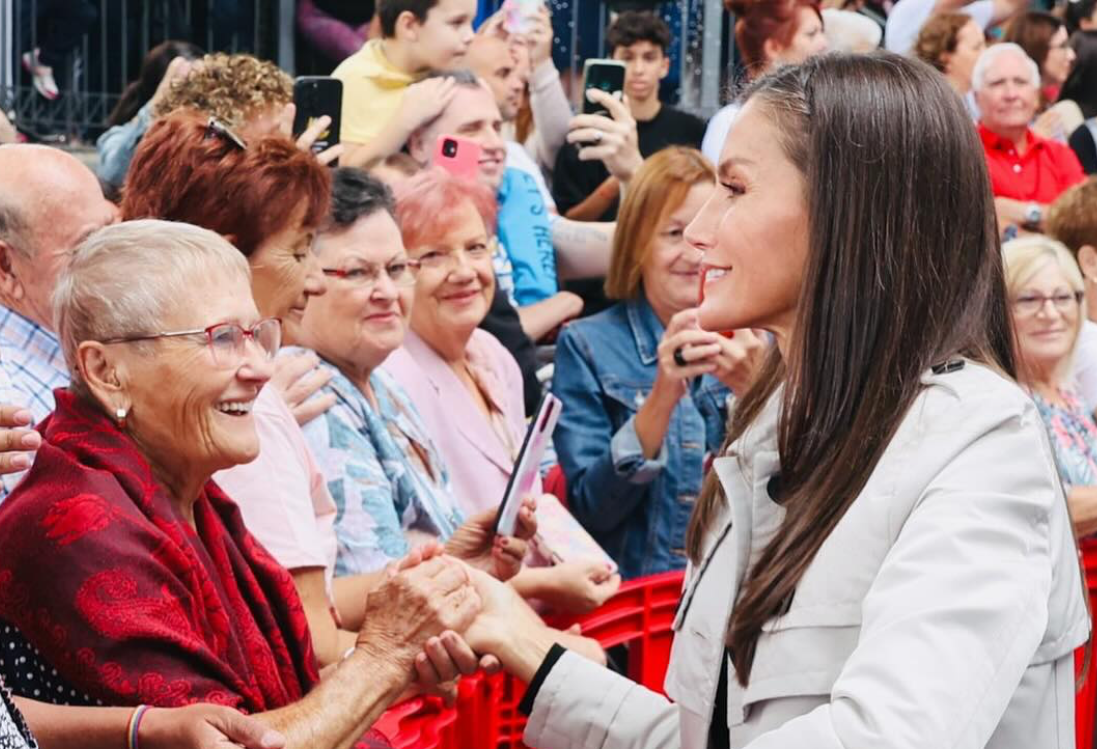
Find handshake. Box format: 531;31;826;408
353;503;615;705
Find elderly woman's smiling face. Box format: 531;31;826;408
115;272;275;486
301;209;414;374
406;199;495;345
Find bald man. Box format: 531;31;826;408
0;145;118;494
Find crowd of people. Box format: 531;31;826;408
1;0;1097;745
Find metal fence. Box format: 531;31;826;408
0;0;296;142
0;0;729;142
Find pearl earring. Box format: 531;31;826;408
115;407;128;430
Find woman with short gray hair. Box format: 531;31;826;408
0;219;481;749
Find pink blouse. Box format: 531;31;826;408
382;329;530;515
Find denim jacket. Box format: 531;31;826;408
552;296;731;579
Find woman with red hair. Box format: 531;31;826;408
701;0;828;163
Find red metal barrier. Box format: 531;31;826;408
494;569;686;748
373;570;686;749
373;695;459;749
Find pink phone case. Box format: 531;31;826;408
433;134;482;181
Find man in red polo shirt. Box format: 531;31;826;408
974;42;1085;235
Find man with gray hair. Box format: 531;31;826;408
0;144;118;494
973;43;1085;235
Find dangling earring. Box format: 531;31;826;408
115;407;128;430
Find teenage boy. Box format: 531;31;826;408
335;0;477;167
552;11;706;222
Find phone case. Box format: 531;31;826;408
496;394;561;536
581;60;626;116
531;494;617;571
433;134;482;181
293;76;342;152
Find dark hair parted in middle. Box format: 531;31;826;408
328;168;397;230
606;11;672;55
686;52;1015;687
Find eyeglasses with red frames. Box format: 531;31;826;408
102;318;282;366
321;258;421;288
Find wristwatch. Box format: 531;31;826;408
1024;203;1043;228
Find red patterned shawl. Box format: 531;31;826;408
0;389;320;711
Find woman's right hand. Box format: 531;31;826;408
653;308;723;400
355;544;482;674
464;568;606;681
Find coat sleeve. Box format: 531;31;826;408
524;650;682;749
552;326;667;534
741;406;1062;749
528;59;573;171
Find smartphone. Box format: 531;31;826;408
292;76;342;156
581;59;626;116
433;134;482;181
503;0;541;34
495;393;563;537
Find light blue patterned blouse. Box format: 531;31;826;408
291;349;465;575
1031;387;1097;490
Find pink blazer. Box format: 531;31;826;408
382;328;530;516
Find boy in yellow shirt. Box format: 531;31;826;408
335;0;476;167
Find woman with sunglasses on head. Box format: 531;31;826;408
0;221;480;749
1004;235;1097;537
455;52;1087;748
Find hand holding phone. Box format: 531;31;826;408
581;59;626;116
496;394;562;537
433;134;482;181
293;76;342;155
503;0;542;34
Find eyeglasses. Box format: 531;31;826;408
414;241;493;273
102;318;282;366
1012;291;1083;316
321;258;421;288
205;116;247;150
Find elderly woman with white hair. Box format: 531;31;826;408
973;43;1086;236
1004;234;1097;536
0;220;482;749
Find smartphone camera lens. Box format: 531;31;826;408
442;138;458;158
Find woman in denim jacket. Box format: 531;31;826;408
552;148;765;579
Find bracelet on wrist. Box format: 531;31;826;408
127;704;151;749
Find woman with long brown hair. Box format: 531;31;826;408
459;51;1088;748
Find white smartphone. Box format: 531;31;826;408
495;393;562;537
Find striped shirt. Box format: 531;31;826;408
0;308;69;497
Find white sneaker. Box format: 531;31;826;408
21;49;60;101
